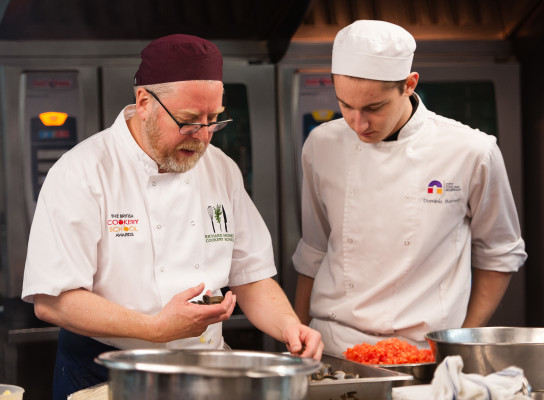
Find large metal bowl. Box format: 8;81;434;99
96;349;322;400
425;327;544;391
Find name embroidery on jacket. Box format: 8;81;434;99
424;180;462;204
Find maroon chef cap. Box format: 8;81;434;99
134;34;223;86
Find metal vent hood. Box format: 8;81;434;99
0;0;313;62
293;0;544;42
277;0;544;66
2;0;544;62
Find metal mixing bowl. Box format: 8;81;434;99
96;349;322;400
425;327;544;391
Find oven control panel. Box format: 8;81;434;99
29;115;78;200
22;71;81;206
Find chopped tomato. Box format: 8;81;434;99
344;338;435;364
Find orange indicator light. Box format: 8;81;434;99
39;112;68;126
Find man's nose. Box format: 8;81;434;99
354;111;370;133
190;125;211;141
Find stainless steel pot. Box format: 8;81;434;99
95;349;322;400
425;327;544;391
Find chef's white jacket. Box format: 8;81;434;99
292;97;527;356
22;106;277;350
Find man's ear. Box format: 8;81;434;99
405;72;419;96
134;87;151;120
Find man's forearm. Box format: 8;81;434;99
231;278;301;342
294;273;314;325
34;284;236;343
462;269;512;328
34;288;154;340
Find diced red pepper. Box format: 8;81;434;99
344;338;435;364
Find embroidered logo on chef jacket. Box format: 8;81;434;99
204;204;234;243
425;180;462;204
107;213;140;237
427;180;443;194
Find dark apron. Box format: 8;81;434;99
53;328;119;400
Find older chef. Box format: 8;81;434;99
292;20;527;357
22;34;323;399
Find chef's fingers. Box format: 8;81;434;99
217;291;236;318
288;325;323;360
301;333;324;360
182;282;206;302
199;292;236;322
285;333;303;355
224;292;236;316
286;343;301;356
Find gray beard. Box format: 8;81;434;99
144;113;206;173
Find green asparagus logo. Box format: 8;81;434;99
214;205;222;231
205;203;233;243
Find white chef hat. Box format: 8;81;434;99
332;20;416;81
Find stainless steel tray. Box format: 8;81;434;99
309;354;413;400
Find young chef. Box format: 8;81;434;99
22;34;323;399
292;20;527;357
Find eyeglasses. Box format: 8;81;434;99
146;89;233;135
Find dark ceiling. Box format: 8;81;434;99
0;0;313;62
294;0;544;42
1;0;544;61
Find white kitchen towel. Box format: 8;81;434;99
431;355;531;400
392;384;433;400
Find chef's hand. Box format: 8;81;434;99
283;324;324;361
149;283;236;343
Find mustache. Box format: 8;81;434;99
176;139;206;152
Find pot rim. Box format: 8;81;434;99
95;349;322;378
425;326;544;346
